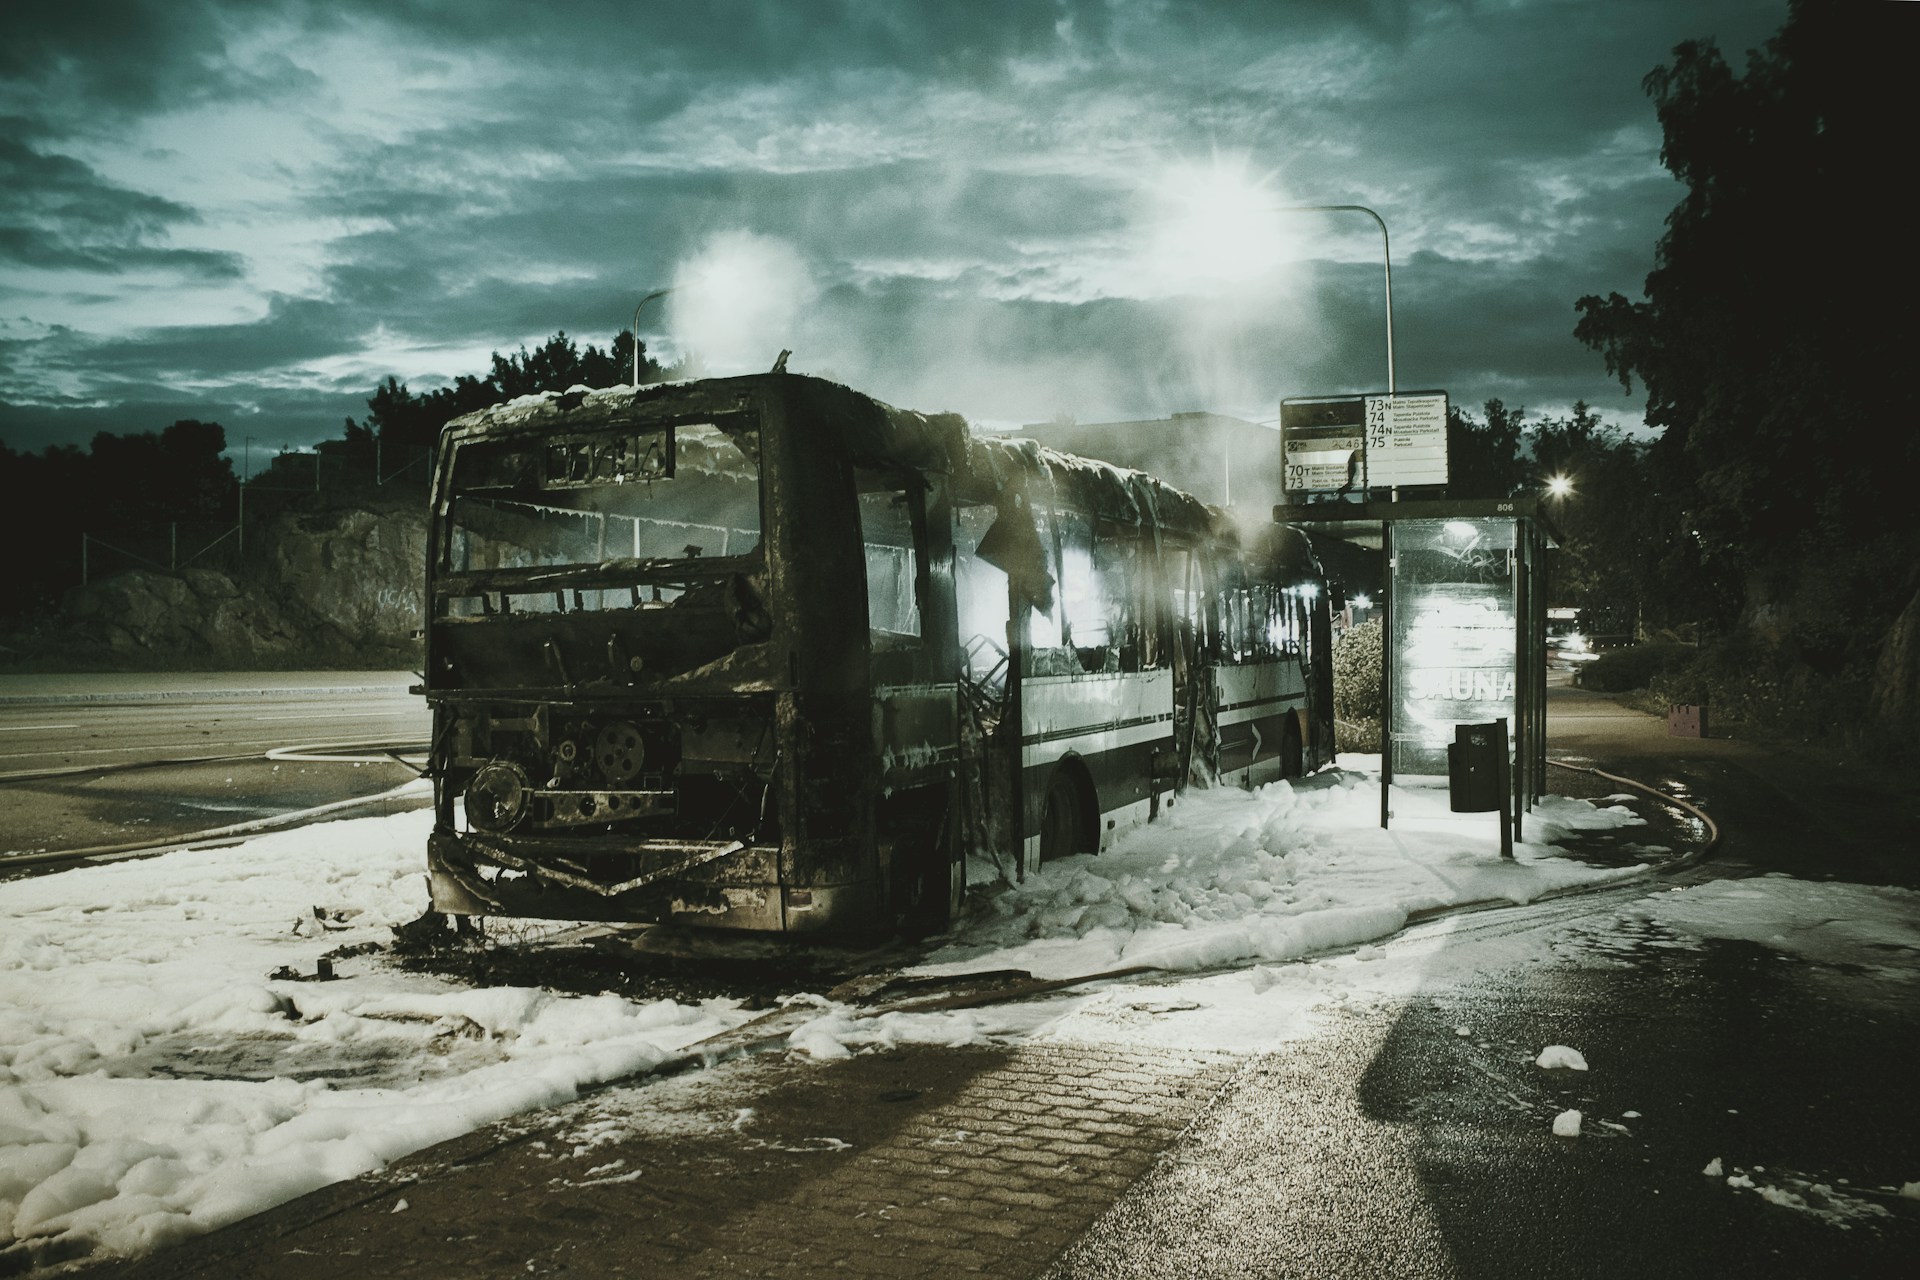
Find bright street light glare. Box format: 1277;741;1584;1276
1546;474;1574;498
1142;156;1288;289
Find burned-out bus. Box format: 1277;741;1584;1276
421;373;1334;936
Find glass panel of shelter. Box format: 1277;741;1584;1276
1388;517;1519;778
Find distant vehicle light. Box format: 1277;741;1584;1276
1548;631;1599;663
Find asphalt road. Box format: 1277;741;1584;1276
1046;897;1919;1279
1037;684;1920;1278
0;672;427;859
1545;674;1918;887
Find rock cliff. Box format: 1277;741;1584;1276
48;493;428;667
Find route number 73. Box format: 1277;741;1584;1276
1365;397;1391;449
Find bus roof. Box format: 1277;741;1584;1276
440;372;1317;576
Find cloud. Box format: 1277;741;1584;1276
87;296;370;378
0;2;267;123
0;136;245;278
0;0;1790;454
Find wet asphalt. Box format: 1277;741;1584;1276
0;675;425;862
1046;919;1918;1279
1042;684;1920;1278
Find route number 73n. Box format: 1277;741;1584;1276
1365;398;1391;449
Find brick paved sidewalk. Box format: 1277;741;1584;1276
94;1040;1241;1280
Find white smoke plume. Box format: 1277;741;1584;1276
670;231;818;376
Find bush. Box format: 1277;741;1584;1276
1646;636;1876;744
1333;617;1383;722
1574;641;1696;693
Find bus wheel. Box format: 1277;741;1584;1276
1281;717;1304;778
1039;767;1090;861
887;798;952;939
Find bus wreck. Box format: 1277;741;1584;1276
421;372;1334;936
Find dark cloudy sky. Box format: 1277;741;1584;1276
1;0;1790;457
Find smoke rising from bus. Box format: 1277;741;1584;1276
670;231;818;376
655;169;1334;469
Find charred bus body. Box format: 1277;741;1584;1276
422;373;1334;936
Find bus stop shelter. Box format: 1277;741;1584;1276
1273;497;1556;842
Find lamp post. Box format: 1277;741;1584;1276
1271;204;1395;395
239;436;253;556
631;287;675;388
1267;204;1396;830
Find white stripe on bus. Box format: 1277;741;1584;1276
1019;718;1169;769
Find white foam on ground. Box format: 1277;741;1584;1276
25;757;1910;1265
0;811;752;1261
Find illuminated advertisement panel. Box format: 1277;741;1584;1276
1391;518;1517;776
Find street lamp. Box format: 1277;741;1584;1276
238;436;253;556
1271;204;1395;395
1546;474;1573;499
631;287;675;388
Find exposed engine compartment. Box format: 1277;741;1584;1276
441;697;778;849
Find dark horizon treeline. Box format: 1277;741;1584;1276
338;329;670;466
0;330;669;613
0;419;243;613
0;318;1613;622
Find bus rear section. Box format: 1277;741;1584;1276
973;467;1336;869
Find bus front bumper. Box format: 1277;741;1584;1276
426;830;872;934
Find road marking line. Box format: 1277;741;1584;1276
0;724;79;731
250;712;405;722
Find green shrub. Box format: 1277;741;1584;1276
1646;636;1876;742
1333;617;1383;722
1574;641;1696;693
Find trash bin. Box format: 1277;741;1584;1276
1447;719;1510;814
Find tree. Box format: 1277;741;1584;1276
156;420;237;522
1527;404;1676;639
351;330;663;470
0;423;236;612
1574;0;1920;667
1446;398;1527;500
76;421;234;529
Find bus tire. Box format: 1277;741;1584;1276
1281;715;1304;779
887;794;952;939
1039;762;1094;861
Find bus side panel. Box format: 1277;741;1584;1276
1213;661;1307;786
1018;670;1173;858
